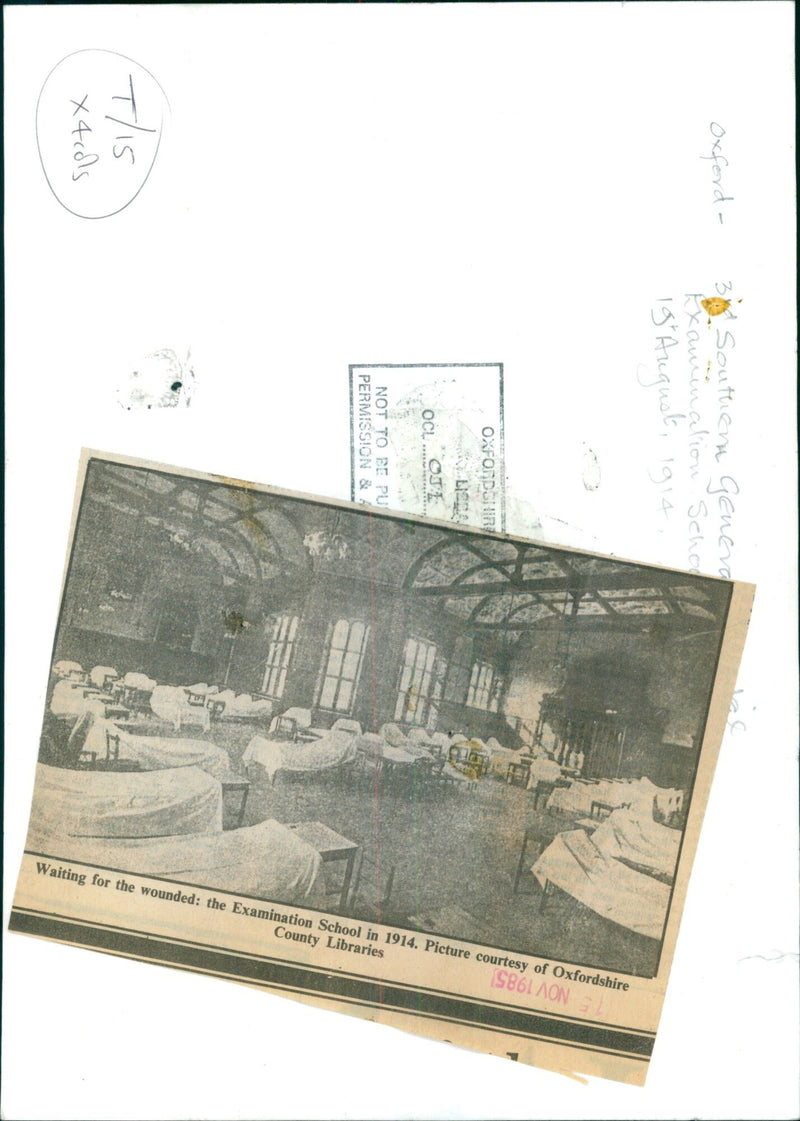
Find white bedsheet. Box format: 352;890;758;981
243;729;358;783
270;706;313;732
331;718;362;736
398;741;435;761
636;776;684;819
379;723;410;748
532;829;670;940
405;726;438;748
428;732;452;753
590;809;680;879
28;818;323;905
354;732;385;756
354;731;431;764
50;680;112;719
527;758;564;788
487;745;519;777
53;660;84;679
207;689;267;718
225;693;273;719
150;685;211;732
28;763;223;839
121;672;157;691
89;665;119;688
381;744;417;767
83;717;231;779
546;776;681;819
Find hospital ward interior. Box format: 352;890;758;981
33;461;730;977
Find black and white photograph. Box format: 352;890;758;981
29;455;734;981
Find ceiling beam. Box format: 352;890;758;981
412;568;692;598
466;612;714;633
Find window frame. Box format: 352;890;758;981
394;636;444;726
261;613;299;699
466;659;497;711
316;618;370;714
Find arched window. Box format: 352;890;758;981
261;614;299;698
317;619;370;712
394;638;445;725
467;660;501;711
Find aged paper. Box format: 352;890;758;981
4;3;796;1119
11;450;753;1087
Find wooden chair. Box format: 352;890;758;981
447;743;483;783
410;754;438;791
105;731;121;762
532;780;557;811
122;685;154;713
272;716;299;741
449;742;470;767
427;756;446;781
467;748;490;778
506;760;531;788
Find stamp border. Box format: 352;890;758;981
348;362;506;531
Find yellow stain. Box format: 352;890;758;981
701;296;731;317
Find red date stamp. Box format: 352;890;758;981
490;967;606;1017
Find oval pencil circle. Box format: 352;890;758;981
36;49;168;220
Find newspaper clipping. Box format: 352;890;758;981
10;450;754;1085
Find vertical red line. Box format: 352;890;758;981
368;512;382;1007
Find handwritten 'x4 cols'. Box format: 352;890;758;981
37;49;168;219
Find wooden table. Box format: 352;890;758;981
286;820;360;912
512;826;554;895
